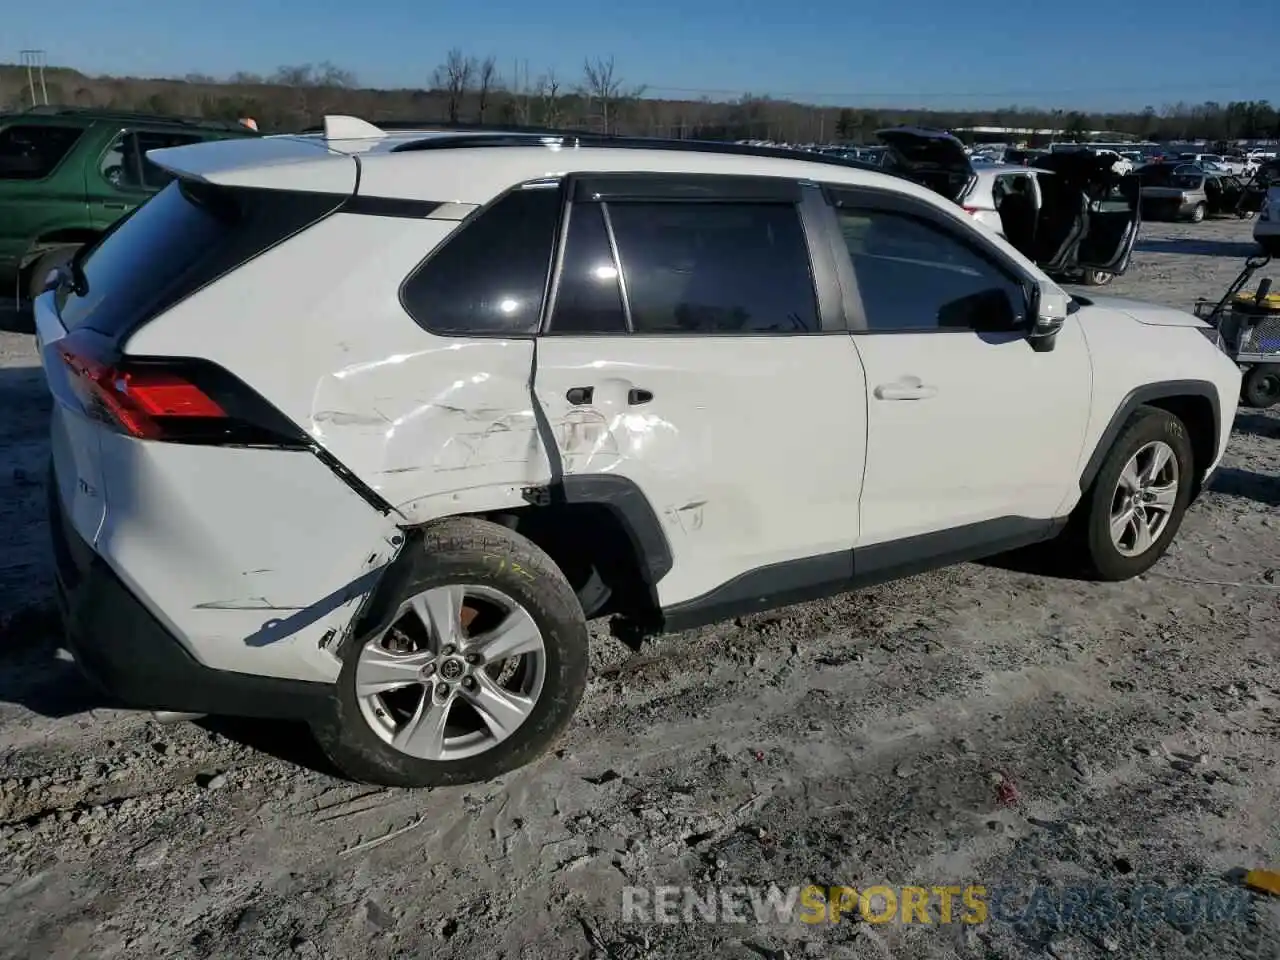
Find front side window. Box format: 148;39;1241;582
837;208;1026;333
606;201;819;334
401;186;561;335
0;123;85;180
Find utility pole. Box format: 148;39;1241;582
20;50;49;106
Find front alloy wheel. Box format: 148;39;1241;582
1070;406;1194;581
1108;441;1179;557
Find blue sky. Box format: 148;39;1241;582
9;0;1279;112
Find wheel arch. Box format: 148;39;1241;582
1079;380;1221;497
343;475;673;652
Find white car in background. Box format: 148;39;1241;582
1092;149;1133;175
1252;160;1280;255
877;127;1140;287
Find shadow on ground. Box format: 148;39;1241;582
0;299;33;334
197;716;346;779
1234;412;1280;440
0;603;109;718
1210;466;1280;507
1135;237;1262;259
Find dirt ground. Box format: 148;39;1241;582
0;216;1277;960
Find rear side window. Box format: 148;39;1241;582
0;123;85;180
401;186;561;335
606;202;818;334
99;131;204;192
57;180;343;338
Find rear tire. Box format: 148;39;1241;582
25;245;80;301
312;517;589;788
1189;203;1206;224
1065;407;1195;581
1242;364;1280;409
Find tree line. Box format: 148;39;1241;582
1;55;1277;145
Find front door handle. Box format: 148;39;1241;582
627;388;653;405
566;386;594;405
101;202;128;211
873;381;938;401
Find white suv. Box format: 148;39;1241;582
37;118;1242;787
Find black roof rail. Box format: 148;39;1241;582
300;119;597;136
388;130;887;174
16;104;254;132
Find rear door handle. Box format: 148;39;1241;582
566;386;594;405
627;388;653;405
873;382;938;401
101;202;128;210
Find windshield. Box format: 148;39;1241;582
1169;173;1204;190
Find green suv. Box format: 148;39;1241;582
0;107;258;301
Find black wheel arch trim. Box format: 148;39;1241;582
345;475;673;651
1078;379;1221;492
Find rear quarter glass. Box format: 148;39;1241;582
57;179;345;342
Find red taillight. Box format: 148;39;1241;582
58;343;226;440
962;206;981;215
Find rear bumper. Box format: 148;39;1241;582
50;480;333;720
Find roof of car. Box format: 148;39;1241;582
147;117;960;209
4;105;255;133
975;163;1052;177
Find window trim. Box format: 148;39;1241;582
397;178;566;340
97;128;207;196
538;199;631;337
819;184;1038;336
0;121;87;183
543;176;846;337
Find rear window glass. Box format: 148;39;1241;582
57;182;237;336
0;123;85;180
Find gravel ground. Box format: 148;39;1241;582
0;216;1277;960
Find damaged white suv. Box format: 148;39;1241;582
38;117;1241;787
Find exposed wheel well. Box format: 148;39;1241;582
1143;394;1218;495
482;503;660;626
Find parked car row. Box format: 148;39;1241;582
874;127;1139;287
0;106;259;302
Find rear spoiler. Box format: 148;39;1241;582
146;135;359;195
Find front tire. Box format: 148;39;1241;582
312;517;589;787
1081;268;1114;287
1070;407;1195;581
1242;364;1280;408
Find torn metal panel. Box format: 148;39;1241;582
307;339;555;524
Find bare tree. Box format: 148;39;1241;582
476;56;498;124
431;48;475;123
535;70;564;128
316;61;357;89
579;56;643;135
270;64;316;87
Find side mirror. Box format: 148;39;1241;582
1027;281;1069;353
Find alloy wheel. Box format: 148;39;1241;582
354;584;546;761
1108;440;1180;558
